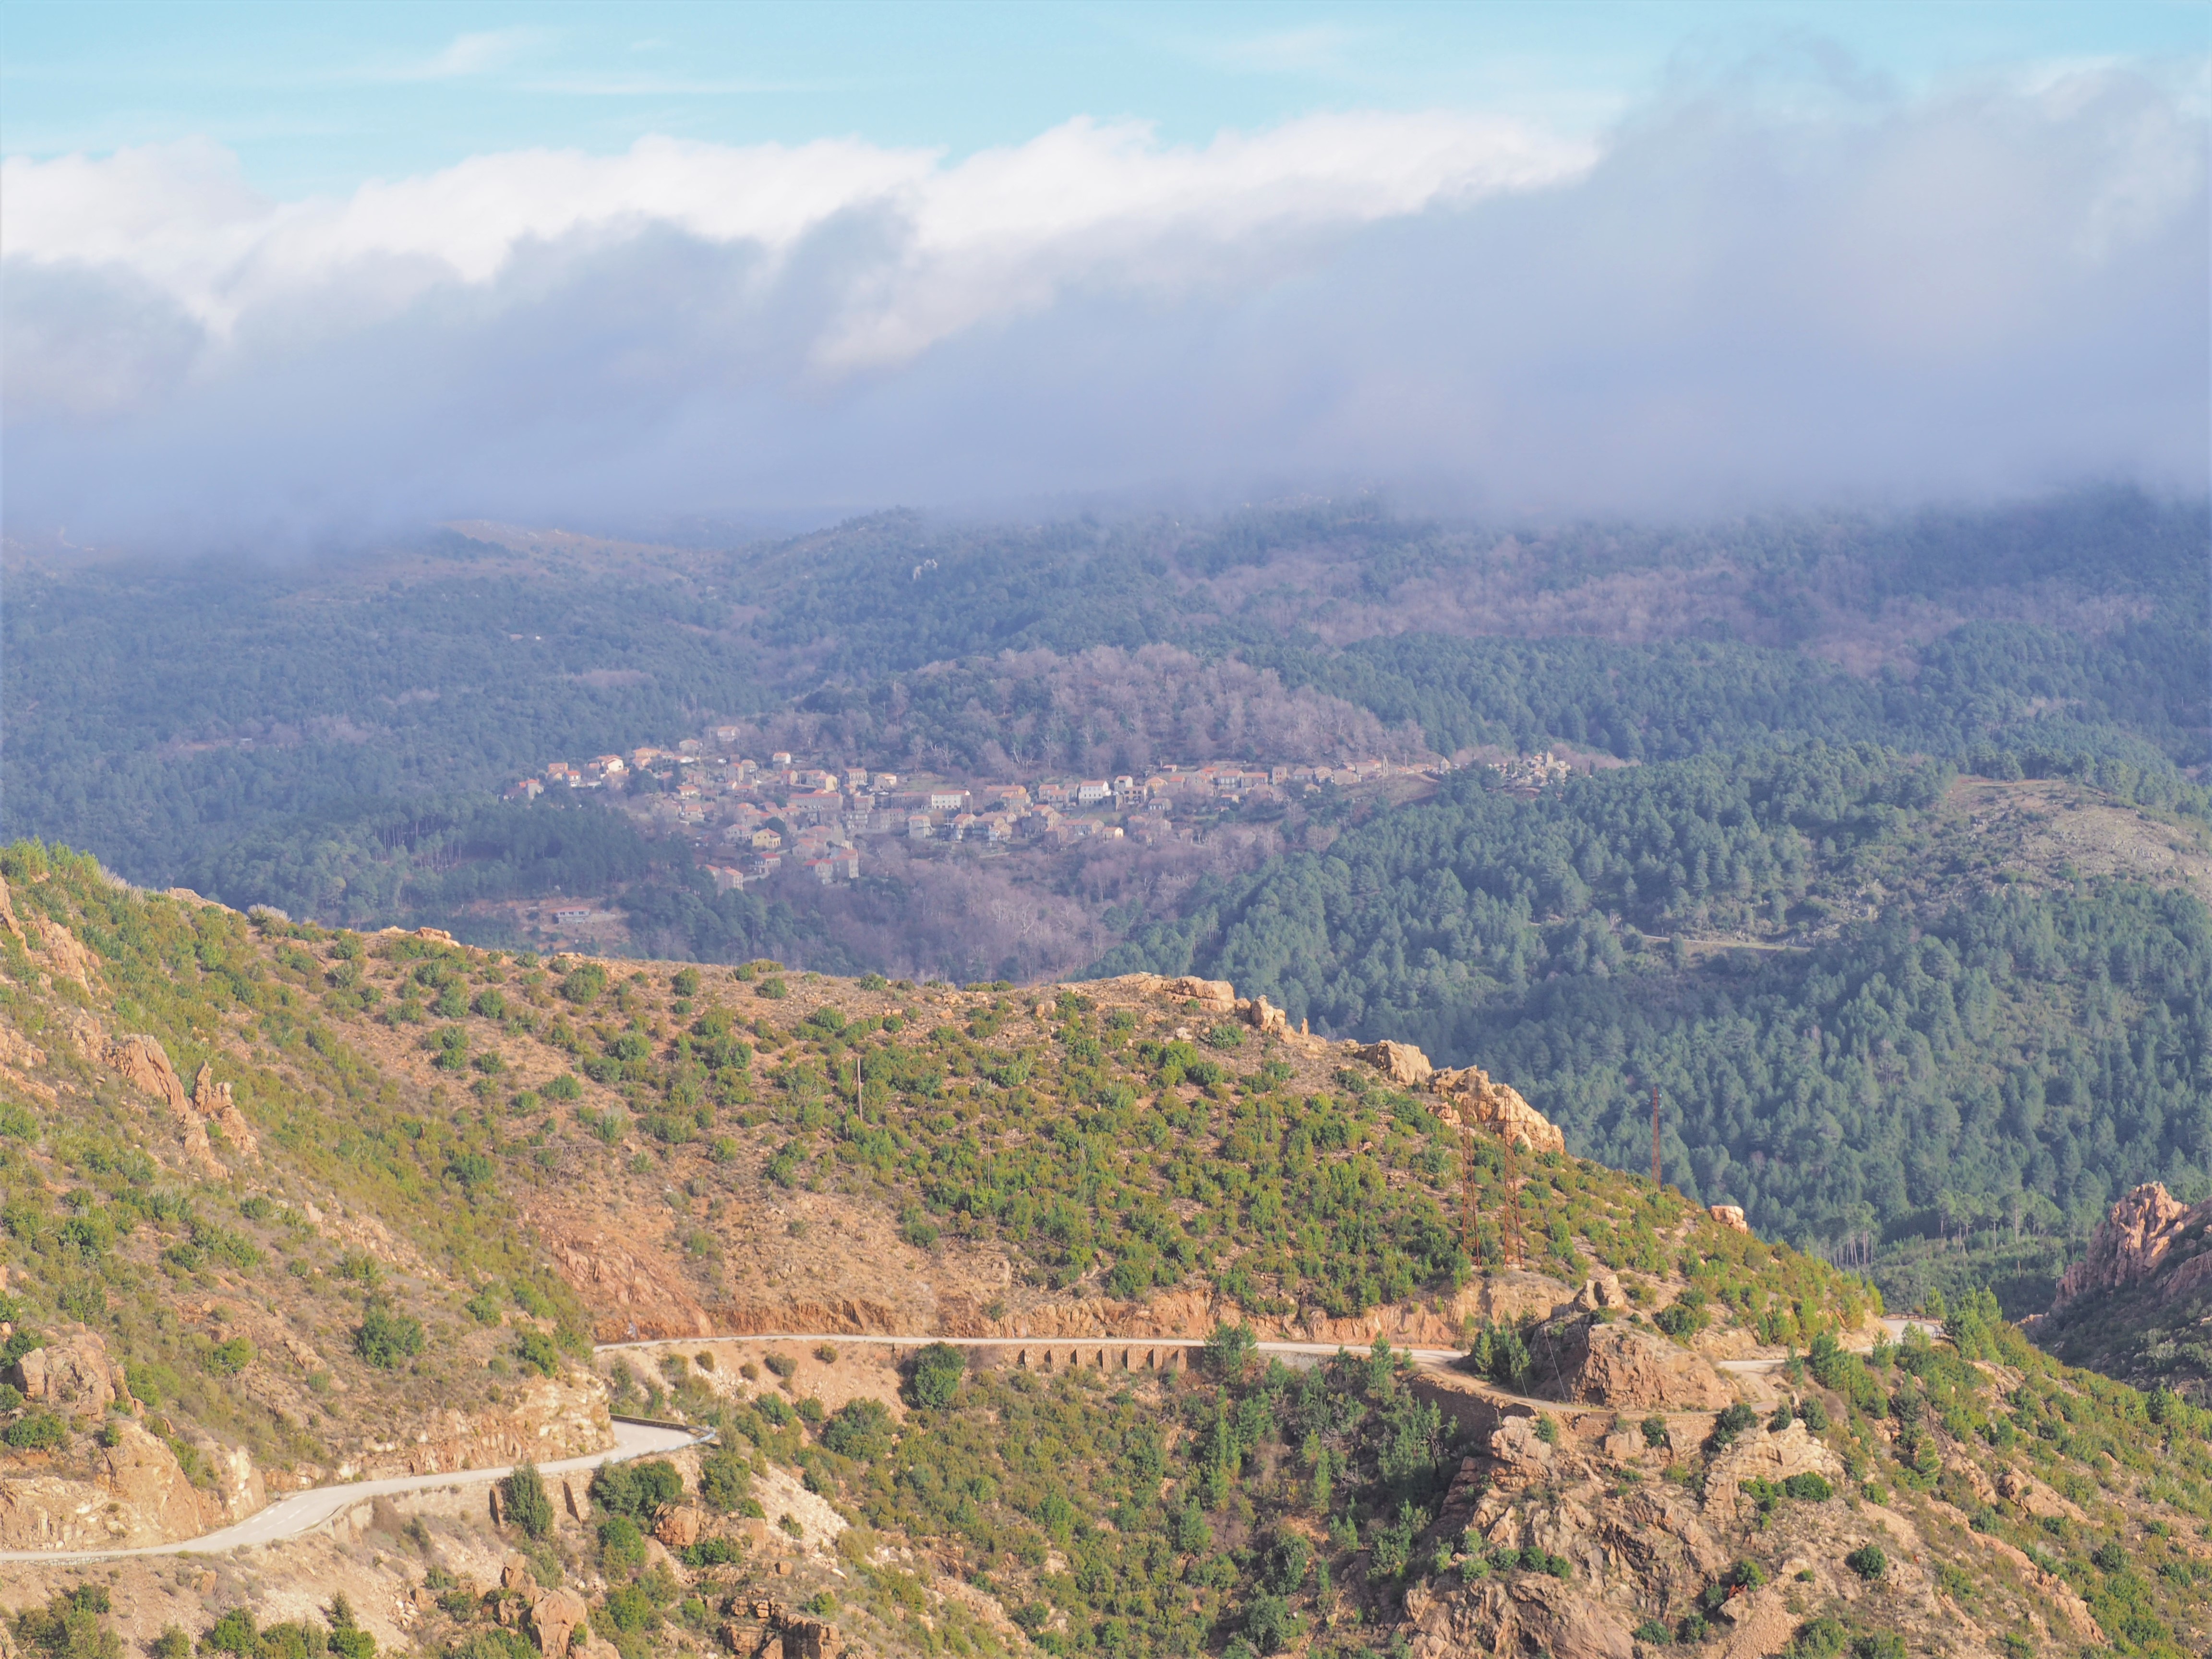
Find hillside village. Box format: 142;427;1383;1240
504;728;1575;892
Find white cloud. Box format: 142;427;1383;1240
0;67;2201;545
0;110;1587;363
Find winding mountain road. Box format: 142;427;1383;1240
9;1317;1923;1565
0;1418;702;1566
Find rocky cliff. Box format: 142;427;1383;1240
2035;1180;2212;1401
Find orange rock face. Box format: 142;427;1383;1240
1433;1063;1568;1155
2050;1182;2212;1313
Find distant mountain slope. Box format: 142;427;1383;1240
1093;747;2212;1307
3;489;2202;944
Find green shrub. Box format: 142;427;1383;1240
354;1306;425;1370
543;1073;582;1101
1789;1617;1848;1659
5;1409;69;1450
1642;1414;1670;1448
503;1461;554;1539
1654;1293;1710;1340
821;1397;893;1460
1782;1472;1833;1502
14;1586;120;1659
203;1335;256;1376
1845;1544;1887;1581
560;964;608;1005
697;1448;754;1513
599;1513;647;1572
1709;1403;1756;1449
1635;1620;1674;1646
909;1342;966;1408
1245;1591;1293;1653
682;1536;744;1568
591;1457;683;1519
202;1609;261;1658
513;1329;560;1378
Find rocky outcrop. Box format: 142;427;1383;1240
535;1208;716;1340
1434;1063;1568;1154
1407;1572;1634;1659
1709;1204;1751;1234
1700;1422;1844;1526
96;1420;209;1541
337;1372;609;1481
530;1588;590;1657
1106;973;1238;1013
1358;1040;1434;1088
2049;1182;2212;1314
6;1326;134;1414
192;1062;260;1161
1523;1314;1738;1409
27;914;99;987
0;1427;213;1550
103;1034;242;1173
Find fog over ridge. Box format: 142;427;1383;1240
2;57;2202;549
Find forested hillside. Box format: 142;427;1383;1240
1092;745;2212;1308
5;488;2206;1322
4;489;2202;939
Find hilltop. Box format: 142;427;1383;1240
2;844;2210;1659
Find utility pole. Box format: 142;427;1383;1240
1652;1082;1662;1190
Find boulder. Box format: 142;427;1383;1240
1523;1316;1736;1410
1575;1274;1631;1312
502;1551;538;1594
529;1588;590;1657
654;1503;704;1548
1239;995;1291;1036
1708;1204;1751;1234
1995;1467;2086;1523
7;1327;125;1413
1715;1586;1799;1659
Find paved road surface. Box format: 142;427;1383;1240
598;1332;1466;1363
12;1315;1922;1566
0;1418;700;1566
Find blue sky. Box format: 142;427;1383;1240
2;2;2205;544
5;1;2204;192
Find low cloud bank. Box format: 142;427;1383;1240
3;63;2202;548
